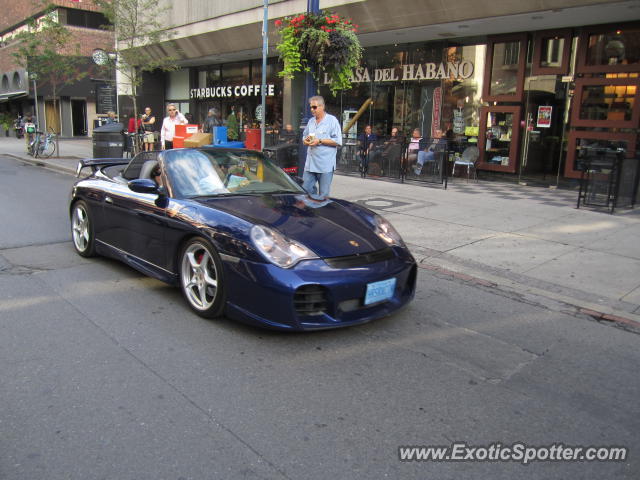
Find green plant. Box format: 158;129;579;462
275;12;362;95
0;113;11;135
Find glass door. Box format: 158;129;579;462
519;29;573;186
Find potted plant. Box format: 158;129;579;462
275;12;362;95
0;113;12;137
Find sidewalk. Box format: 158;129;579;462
2;136;639;329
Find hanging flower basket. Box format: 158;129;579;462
275;12;362;95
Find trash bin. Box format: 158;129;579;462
245;128;261;151
263;143;299;175
92;122;125;158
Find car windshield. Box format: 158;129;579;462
163;149;304;198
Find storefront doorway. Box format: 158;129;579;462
519;80;569;185
518;30;573;186
71;99;87;136
45;100;60;134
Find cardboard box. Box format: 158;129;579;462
184;132;212;148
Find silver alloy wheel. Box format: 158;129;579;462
72;204;90;252
181;242;219;311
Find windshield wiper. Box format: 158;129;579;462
264;189;300;195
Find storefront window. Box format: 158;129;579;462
442;44;485;142
320;40;484;143
483;34;526;102
577;24;640;73
585;28;640;67
581;84;635;120
484;110;514;164
166;69;190;101
222;63;250;84
565;131;636;178
191;59;283;135
571;77;639;127
532;29;572;75
490;40;521;96
478;105;522;173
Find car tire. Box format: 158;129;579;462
179;237;226;318
70;200;96;257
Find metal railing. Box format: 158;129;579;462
337;135;452;187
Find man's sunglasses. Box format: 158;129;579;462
310;105;320;110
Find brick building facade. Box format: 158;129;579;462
0;0;114;137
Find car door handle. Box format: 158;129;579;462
105;196;113;204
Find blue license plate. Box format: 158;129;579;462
364;278;396;305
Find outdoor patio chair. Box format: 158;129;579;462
452;146;479;182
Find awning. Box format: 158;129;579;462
0;91;27;102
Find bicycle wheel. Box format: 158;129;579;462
40;137;56;158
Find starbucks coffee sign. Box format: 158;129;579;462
190;84;276;100
323;61;474;84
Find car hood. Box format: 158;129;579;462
194;194;389;258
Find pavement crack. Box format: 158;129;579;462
0;239;71;251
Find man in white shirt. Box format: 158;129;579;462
301;96;342;200
160;104;187;150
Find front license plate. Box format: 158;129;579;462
364;278;396;305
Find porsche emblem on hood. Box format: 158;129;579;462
349;240;360;247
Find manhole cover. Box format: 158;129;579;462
357;197;412;210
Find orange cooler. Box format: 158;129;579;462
173;124;199;148
245;128;261;151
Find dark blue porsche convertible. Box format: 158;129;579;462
70;148;416;330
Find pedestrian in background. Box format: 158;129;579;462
141;107;156;152
202;107;222;133
279;123;297;144
301;95;342;201
358;124;378;176
160;103;187;150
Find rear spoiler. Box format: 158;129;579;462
76;158;129;177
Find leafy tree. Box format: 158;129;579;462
12;3;88;155
95;0;177;122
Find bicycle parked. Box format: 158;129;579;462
28;127;57;158
125;131;144;158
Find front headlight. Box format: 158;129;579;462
374;215;405;247
250;225;318;268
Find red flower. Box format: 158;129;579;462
275;19;282;27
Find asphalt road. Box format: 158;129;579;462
1;156;639;480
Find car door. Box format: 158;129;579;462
100;182;167;268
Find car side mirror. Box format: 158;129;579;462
128;178;159;194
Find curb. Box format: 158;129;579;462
5;153;78;176
416;261;640;333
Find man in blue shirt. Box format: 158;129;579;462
302;95;342;200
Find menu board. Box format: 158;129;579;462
96;83;116;114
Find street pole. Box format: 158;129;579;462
297;0;320;174
30;74;38;128
260;0;268;151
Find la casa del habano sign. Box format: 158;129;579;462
337;61;474;83
191;61;474;99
